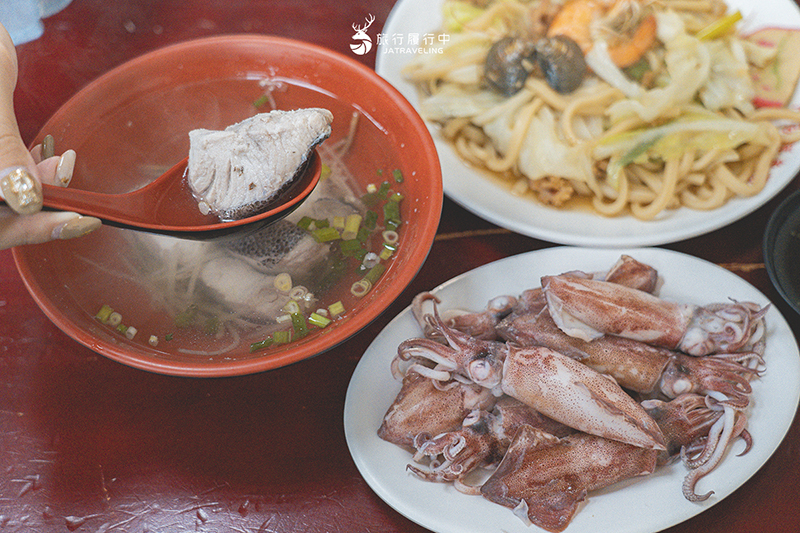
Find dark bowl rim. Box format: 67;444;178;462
764;188;800;316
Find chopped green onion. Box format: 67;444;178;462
361;191;381;207
385;219;402;231
379;245;395;261
328;301;345;317
356;226;371;244
623;57;651;82
392;169;404;183
383;199;401;222
95;304;113;323
364;263;386;285
274;273;293;293
297;216;314;230
108;311;123;327
308;311;332;328
321;163;332;179
312;226;341;242
696;10;742;40
283;299;302;314
339;238;363;256
125;326;138;340
253;94;270;108
364;210;378;230
351;279;372;298
149;335;159;347
377;181;392;198
116;324;128;334
342;214;362;241
382;230;399;245
272;330;291;344
289;285;309;301
250;337;274;353
291;312;308;339
366;182;378;193
175;304;198;328
165;333;174;341
276;314;292;324
332;215;345;230
314;218;330;228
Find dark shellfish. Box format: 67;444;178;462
535;35;587;94
484;35;586;96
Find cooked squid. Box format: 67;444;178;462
378;254;763;529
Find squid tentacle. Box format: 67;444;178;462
681;392;750;502
412;292;442;340
642;393;723;466
407;398;576;489
407;410;503;486
660;353;759;409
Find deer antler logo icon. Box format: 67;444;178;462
350;13;376;56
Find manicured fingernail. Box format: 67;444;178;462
42;134;55;160
31;143;43;163
0;167;43;215
52;215;102;240
56;149;76;186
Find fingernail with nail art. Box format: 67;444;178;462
1;167;43;215
52;216;102;241
56;150;77;186
42;135;55;160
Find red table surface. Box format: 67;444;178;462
2;1;800;532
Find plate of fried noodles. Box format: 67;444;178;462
376;0;800;246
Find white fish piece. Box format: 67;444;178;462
187;108;334;220
199;255;290;319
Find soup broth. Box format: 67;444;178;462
82;80;407;359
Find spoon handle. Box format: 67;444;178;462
39;184;135;221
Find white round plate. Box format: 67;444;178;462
344;247;800;533
376;0;800;246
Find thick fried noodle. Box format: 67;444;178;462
405;0;800;220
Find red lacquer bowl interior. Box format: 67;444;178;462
13;35;443;377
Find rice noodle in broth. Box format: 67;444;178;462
406;0;800;220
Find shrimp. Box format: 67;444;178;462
547;0;657;68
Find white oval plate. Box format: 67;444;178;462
376;0;800;247
344;247;800;533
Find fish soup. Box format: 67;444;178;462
86;81;410;359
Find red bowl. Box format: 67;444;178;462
13;35;442;376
